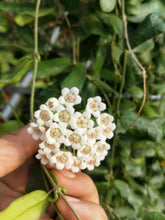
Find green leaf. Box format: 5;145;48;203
98;13;123;37
129;14;165;48
143;211;165;220
142;103;159;118
0;190;49;220
95;181;110;192
99;0;116;13
95;45;108;74
123;158;146;178
128;85;144;99
80;14;108;36
132;140;156;158
114;179;142;209
119;112;164;141
15;8;54;26
111;45;123;64
0;58;33;87
0;121;23;136
61;63;86;90
127;1;165;23
114;206;136;219
36;57;72;78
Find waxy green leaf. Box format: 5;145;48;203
0;190;50;220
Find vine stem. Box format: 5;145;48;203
109;50;127;179
30;0;41;119
121;0;146;129
42;165;81;220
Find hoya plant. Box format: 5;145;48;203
0;0;165;219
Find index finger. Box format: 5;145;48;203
0;125;39;177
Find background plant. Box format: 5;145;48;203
0;0;165;219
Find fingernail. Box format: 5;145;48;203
60;169;76;179
65;196;80;203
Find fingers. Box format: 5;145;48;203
0;181;22;211
52;169;99;204
0;125;39;177
56;196;108;220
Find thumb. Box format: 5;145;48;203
0;125;39;177
56;196;108;220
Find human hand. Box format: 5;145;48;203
0;126;108;220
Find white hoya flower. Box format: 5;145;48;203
86;96;106;118
98;123;116;140
87;127;100;144
45;122;66;144
27;122;45;140
64;129;87;150
46;97;59;112
77;142;95;160
50;151;73;170
59;87;82;106
35;150;49;165
53;105;75;127
84;155;101;171
94;141;110;160
96;113;114;127
69;111;94;134
39;141;60;154
71;156;86;173
34;104;53;126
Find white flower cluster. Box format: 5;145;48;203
27;87;116;173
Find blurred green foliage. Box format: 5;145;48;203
0;0;165;219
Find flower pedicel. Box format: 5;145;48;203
27;87;116;173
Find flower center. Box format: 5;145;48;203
69;133;81;143
88;130;98;139
89;100;99;112
81;145;91;154
65;92;76;103
77;116;88;128
57;154;68;163
33;127;42;135
101;116;109;126
50;128;62;139
87;158;95;165
96;144;105;152
40;110;50;121
45;142;55;149
102;127;111;135
59;110;71;122
73;158;81;166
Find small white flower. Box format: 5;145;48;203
59;87;82;106
86;96;106;117
98;123;116;140
50;151;73;170
53;105;75;127
71;156;86;173
96;113;114;127
27;122;45;140
94;141;110;160
35;151;49;165
84;155;101;171
45;123;66;144
77;142;95;159
64;129;87;150
34;104;53;126
39;141;60;153
69;111;94;134
87;127;100;144
46;97;59;112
